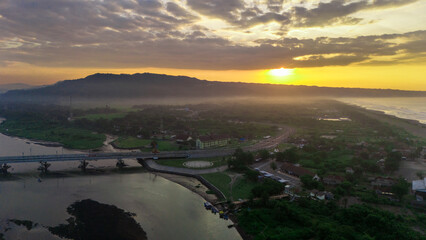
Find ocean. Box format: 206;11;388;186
339;97;426;124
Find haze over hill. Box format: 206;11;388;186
0;83;35;94
1;73;425;104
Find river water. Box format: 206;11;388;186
0;133;242;240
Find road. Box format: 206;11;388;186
252;159;301;187
0;126;294;165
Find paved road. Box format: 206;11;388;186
0;126;295;164
145;160;228;175
252;160;301;187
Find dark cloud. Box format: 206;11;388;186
186;0;244;21
291;0;419;27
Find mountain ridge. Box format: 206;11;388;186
1;73;425;103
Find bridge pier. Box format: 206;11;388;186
116;158;127;169
37;161;51;173
1;163;11;175
78;160;89;172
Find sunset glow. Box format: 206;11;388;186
269;68;294;78
0;0;424;90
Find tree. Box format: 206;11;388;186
259;149;270;160
385;151;402;172
300;175;319;190
283;147;300;163
228;148;254;170
245;169;260;182
275;152;285;161
270;161;277;170
392;178;409;201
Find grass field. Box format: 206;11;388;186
155;157;227;169
0;121;105;149
201;172;259;200
76;112;128;121
113;137;180;151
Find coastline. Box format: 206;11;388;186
338;101;426;139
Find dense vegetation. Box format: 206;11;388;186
238;199;426;240
49;199;147;240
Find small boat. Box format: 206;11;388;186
204;202;212;210
211;207;218;214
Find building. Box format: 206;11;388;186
370;177;396;188
280;162;314;178
371;177;397;197
323;175;345;185
175;134;192;143
196;135;230;149
345;167;354;174
412;178;426;201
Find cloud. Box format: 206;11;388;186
291;0;419;27
0;0;424;71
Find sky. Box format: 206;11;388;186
0;0;425;90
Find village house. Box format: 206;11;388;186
412;178;426;202
323;175;345;185
370;177;396;187
370;177;397;197
345;167;354;174
310;190;334;201
175;134;192;144
280;162;314;178
196;135;230;149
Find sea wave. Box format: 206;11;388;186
339;97;426;124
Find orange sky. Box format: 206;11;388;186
0;0;425;90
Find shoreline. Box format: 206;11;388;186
338;101;426;139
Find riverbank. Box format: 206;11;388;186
157;173;218;203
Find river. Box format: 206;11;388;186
0;132;242;240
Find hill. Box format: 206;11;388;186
1;73;425;103
0;83;35;93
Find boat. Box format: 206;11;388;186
204;202;212;210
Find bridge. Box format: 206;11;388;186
0;127;294;174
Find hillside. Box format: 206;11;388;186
0;83;35;93
1;73;425;103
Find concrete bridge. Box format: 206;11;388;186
0;126;294;174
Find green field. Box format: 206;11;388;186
201;172;259;200
0;121;105;149
113;137;180;151
155;157;227;169
76;112;128;121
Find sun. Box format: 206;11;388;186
269;67;294;77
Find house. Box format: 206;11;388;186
280;162;314;178
310;190;334;201
412;178;426;201
312;174;321;181
370;177;396;187
175;134;192;144
323;175;345;185
371;177;397;197
345;167;354;174
196;135;230;149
